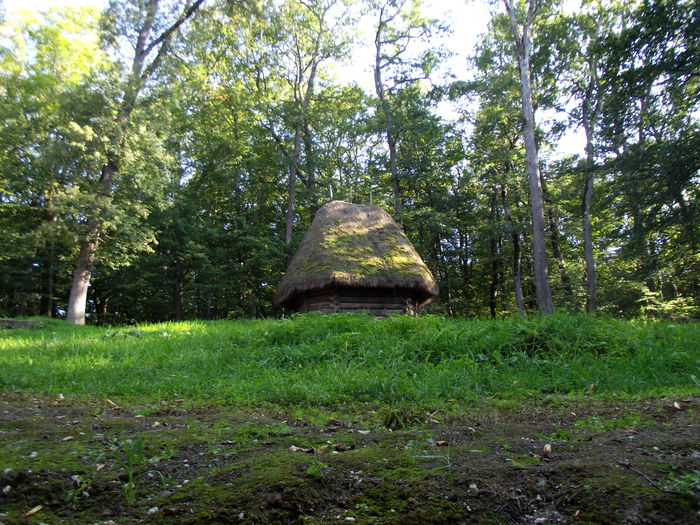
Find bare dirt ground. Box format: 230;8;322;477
0;392;698;524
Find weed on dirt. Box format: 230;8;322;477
1;393;698;524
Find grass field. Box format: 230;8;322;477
1;314;699;524
1;313;698;405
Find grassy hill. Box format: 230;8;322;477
1;314;699;523
1;313;698;405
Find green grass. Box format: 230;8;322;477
0;313;698;406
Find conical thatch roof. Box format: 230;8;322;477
275;200;439;308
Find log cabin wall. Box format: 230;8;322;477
294;287;418;316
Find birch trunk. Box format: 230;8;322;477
582;122;597;312
504;0;554;314
581;30;602;313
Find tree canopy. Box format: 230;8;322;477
1;0;697;322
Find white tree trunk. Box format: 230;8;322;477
583;123;597;313
504;0;554;314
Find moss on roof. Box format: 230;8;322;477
274;201;438;308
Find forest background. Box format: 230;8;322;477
0;0;697;323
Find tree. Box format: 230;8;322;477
279;0;346;246
467;15;532;315
0;8;107;317
503;0;554;314
577;8;603;313
596;0;700;316
372;0;440;215
534;1;614;312
65;0;204;324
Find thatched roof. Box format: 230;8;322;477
275;200;439;308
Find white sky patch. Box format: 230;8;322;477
3;0;107;9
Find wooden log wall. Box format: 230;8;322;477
295;287;418;316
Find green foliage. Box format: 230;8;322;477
0;0;697;320
574;412;653;433
661;470;700;497
66;474;93;505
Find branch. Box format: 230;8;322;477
503;0;524;53
133;0;158;76
265;121;311;186
141;0;206;59
617;459;696;499
527;0;541;26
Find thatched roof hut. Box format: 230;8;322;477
274;200;438;315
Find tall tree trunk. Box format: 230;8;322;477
374;8;402;215
386;131;401;214
40;257;55;318
632;94;657;295
285;121;303;246
674;190;696;253
521;245;539;311
303;120;318;211
582;123;597;312
67;159;117;324
66;235;98;324
96;293;109;316
489;235;499;319
580;34;602;314
40;209;57;318
489;189;502;318
504;0;554;314
501;184;525;315
17;258;33;316
174;261;185;321
285;3;326;245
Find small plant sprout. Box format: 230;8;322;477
67;474;92;505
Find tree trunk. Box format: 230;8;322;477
582;122;597;312
501;184;525;315
387;130;401;214
374;10;402;216
519;38;553;314
303;120;318;211
285;121;302;246
580;23;602;314
40;242;56;318
489;189;502;318
40;193;58;317
174;262;185;321
285;5;325;245
96;294;109;316
66;235;98;325
66;159;117;324
504;0;554;314
489;236;499;319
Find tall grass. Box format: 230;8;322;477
0;314;698;406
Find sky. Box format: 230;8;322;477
2;0;492;73
1;0;584;157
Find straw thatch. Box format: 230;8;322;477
274;200;438;310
